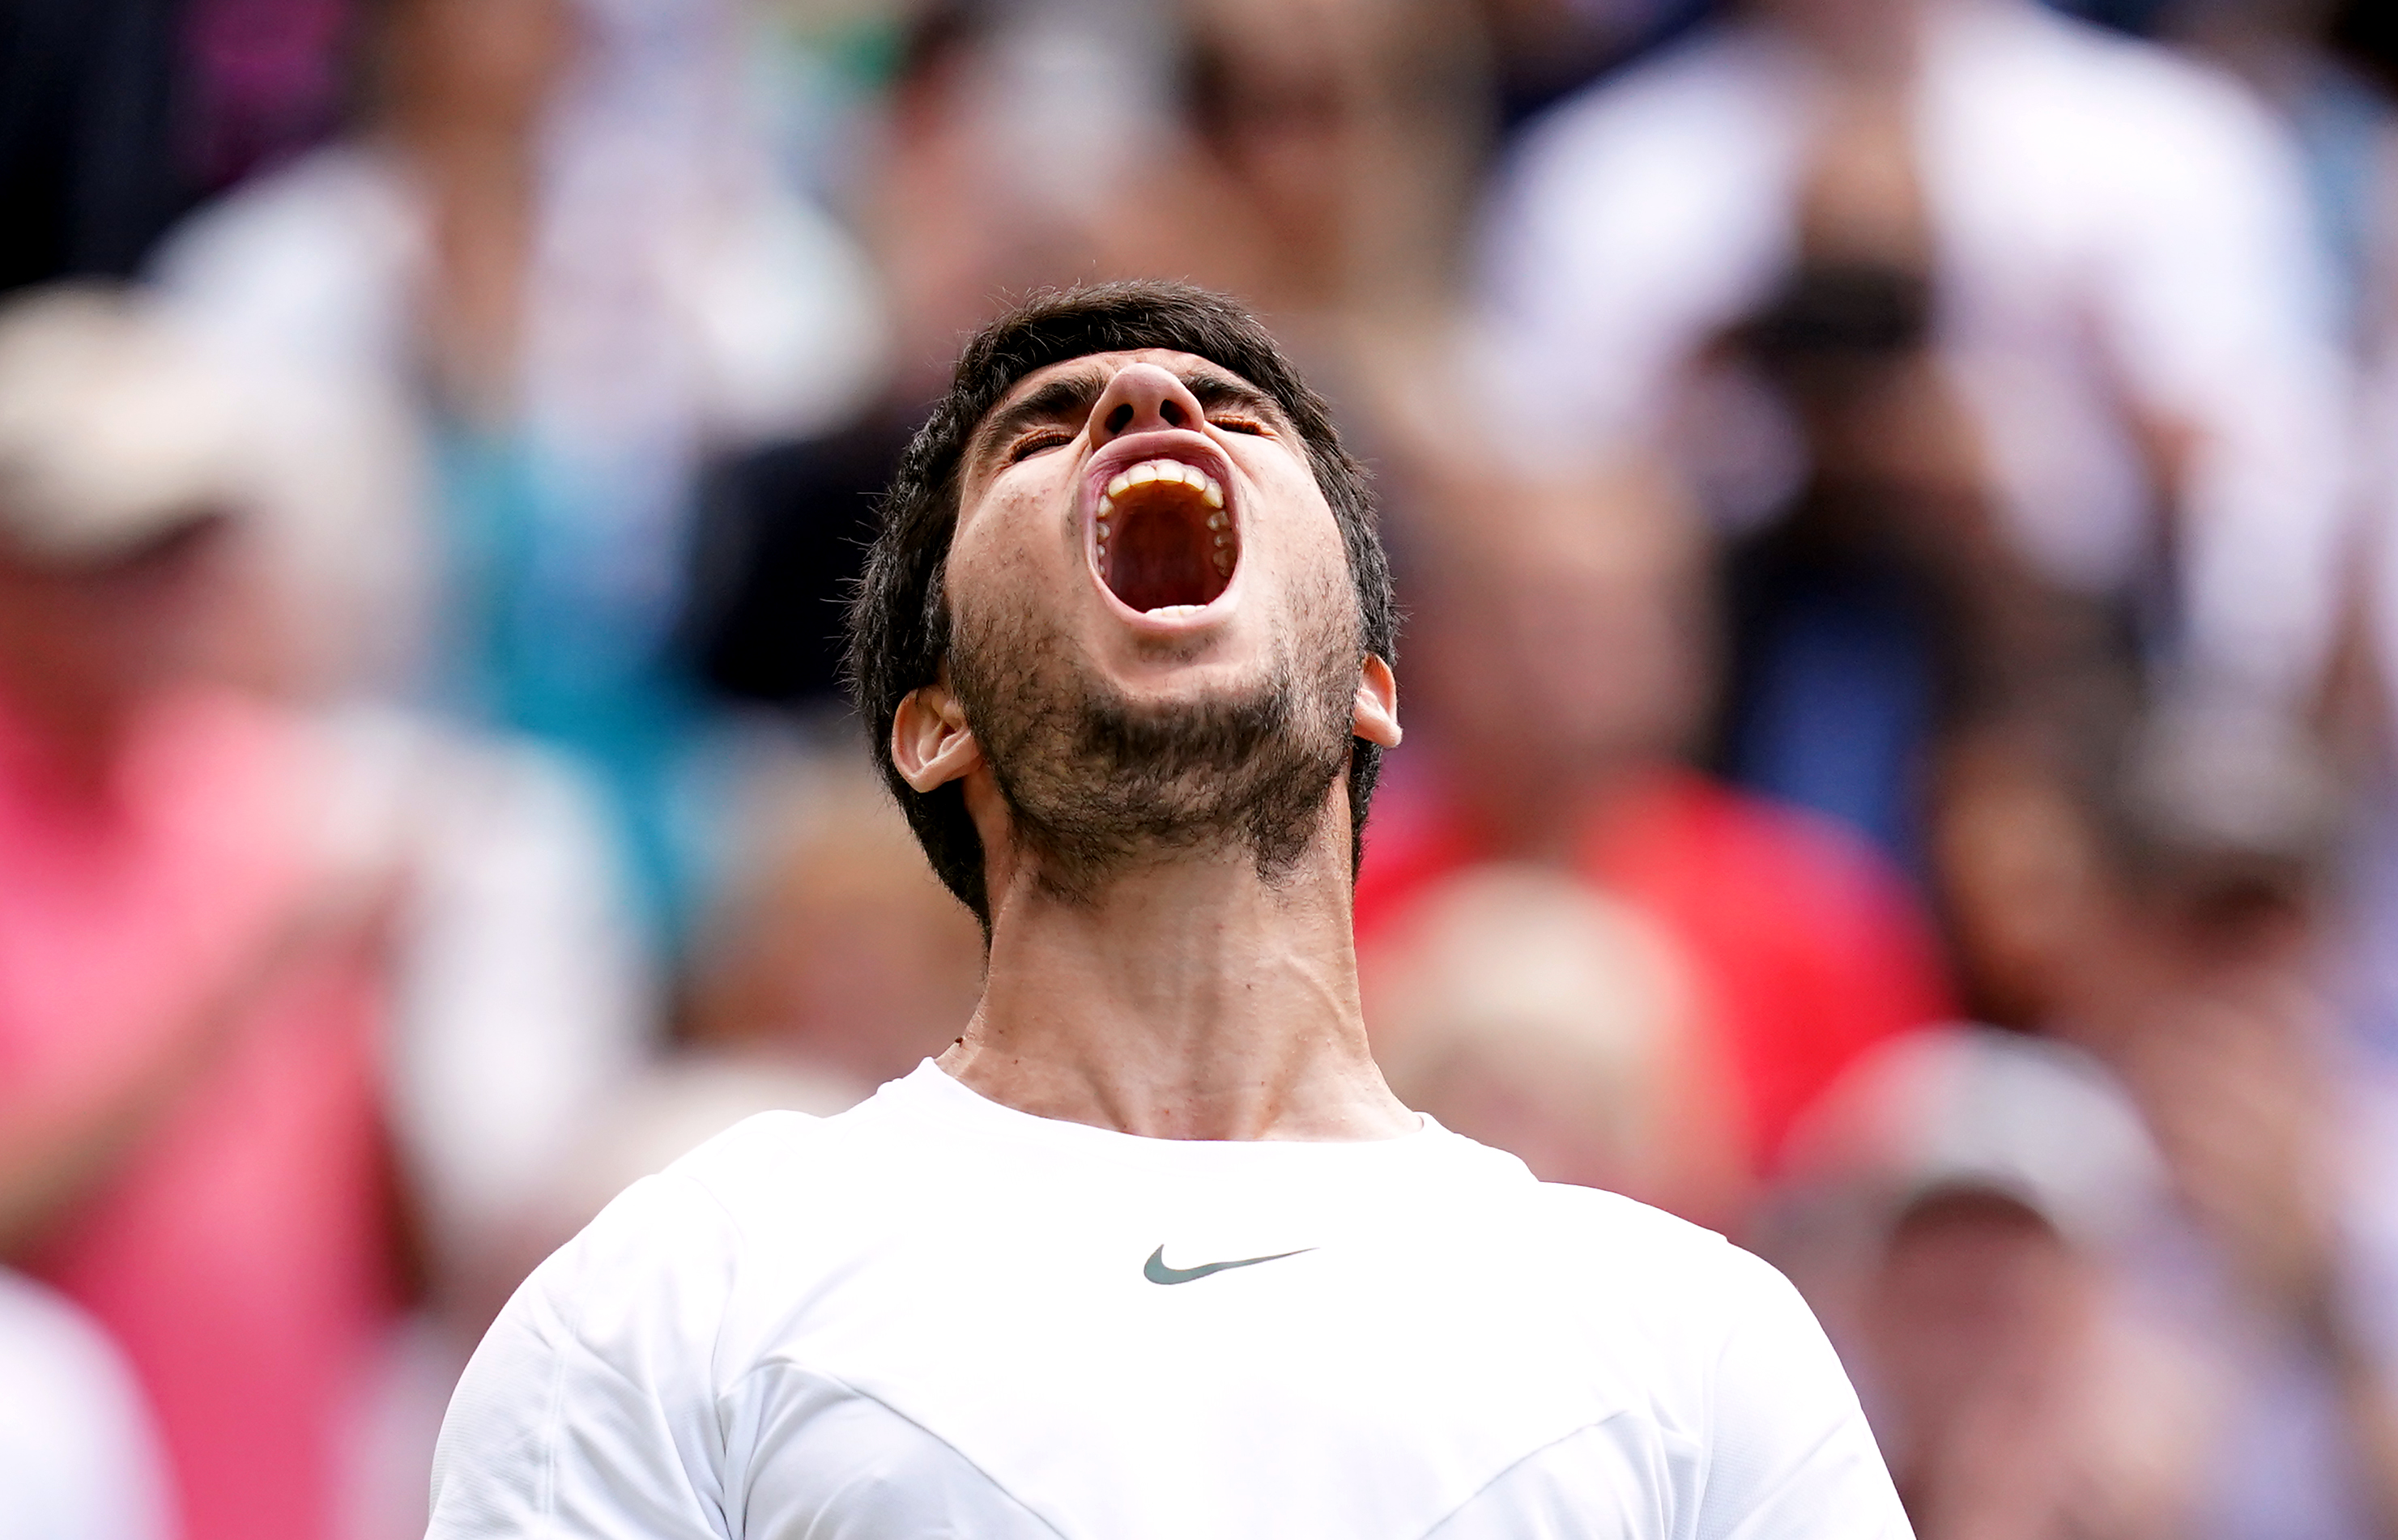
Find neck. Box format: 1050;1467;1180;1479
1771;0;1931;86
942;810;1416;1142
381;108;541;420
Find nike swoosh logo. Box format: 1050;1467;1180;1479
1144;1244;1315;1285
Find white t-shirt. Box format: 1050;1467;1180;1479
426;1062;1909;1539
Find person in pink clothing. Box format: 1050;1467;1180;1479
1357;461;1952;1185
0;287;403;1540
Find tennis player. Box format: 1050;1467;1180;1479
424;282;1910;1538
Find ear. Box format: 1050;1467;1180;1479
892;682;983;792
1352;654;1401;748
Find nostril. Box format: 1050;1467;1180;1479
1105;403;1134;435
1160;400;1186;426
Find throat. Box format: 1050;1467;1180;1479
947;845;1416;1141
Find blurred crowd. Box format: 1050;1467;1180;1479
5;0;2398;1536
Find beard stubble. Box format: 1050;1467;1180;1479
948;569;1361;908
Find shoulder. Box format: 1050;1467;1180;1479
1523;1180;1785;1315
1944;4;2293;183
662;1104;841;1187
1523;1181;1859;1379
149;146;422;371
1510;28;1787;179
606;1103;897;1249
426;1117;843;1519
1977;2;2260;117
1522;1187;1903;1529
1502;1185;1872;1444
429;1155;763;1533
630;1091;950;1252
506;1108;861;1329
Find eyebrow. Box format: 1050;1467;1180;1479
966;361;1291;473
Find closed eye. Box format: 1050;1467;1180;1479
1007;428;1076;462
1210;415;1271;436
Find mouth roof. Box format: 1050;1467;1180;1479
1096;458;1236;615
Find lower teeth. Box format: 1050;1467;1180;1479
1146;603;1203;619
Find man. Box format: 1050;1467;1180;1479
0;285;400;1540
1471;0;2348;844
1355;461;1950;1181
1771;1027;2194;1539
0;283;660;1540
1924;702;2398;1540
425;281;1909;1538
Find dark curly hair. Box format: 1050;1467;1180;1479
846;280;1396;924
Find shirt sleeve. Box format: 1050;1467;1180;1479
1697;1248;1913;1540
426;1172;742;1539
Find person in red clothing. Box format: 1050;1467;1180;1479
1357;458;1953;1179
0;288;400;1540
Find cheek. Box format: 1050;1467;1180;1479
952;475;1080;608
1246;465;1350;597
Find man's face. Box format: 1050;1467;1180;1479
0;518;235;725
1415;469;1709;782
938;347;1370;895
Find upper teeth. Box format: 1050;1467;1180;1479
1097;459;1226;534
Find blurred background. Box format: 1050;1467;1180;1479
4;0;2398;1535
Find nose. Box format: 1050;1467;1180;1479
1086;363;1206;447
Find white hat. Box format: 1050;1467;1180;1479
1778;1026;2165;1253
0;284;251;568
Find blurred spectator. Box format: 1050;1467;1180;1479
1365;865;1748;1226
688;0;1075;713
1355;456;1953;1181
0;286;399;1540
340;711;655;1326
1167;0;1510;476
0;1268;174;1540
694;0;1226;713
1772;1027;2208;1539
1472;0;2351;854
329;708;657;1540
341;1048;867;1540
149;0;886;940
0;283;659;1540
1925;696;2398;1539
695;0;1495;717
682;730;985;1087
1175;0;1489;325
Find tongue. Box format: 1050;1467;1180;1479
1107;488;1233;611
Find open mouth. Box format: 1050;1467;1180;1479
1094;458;1237;617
